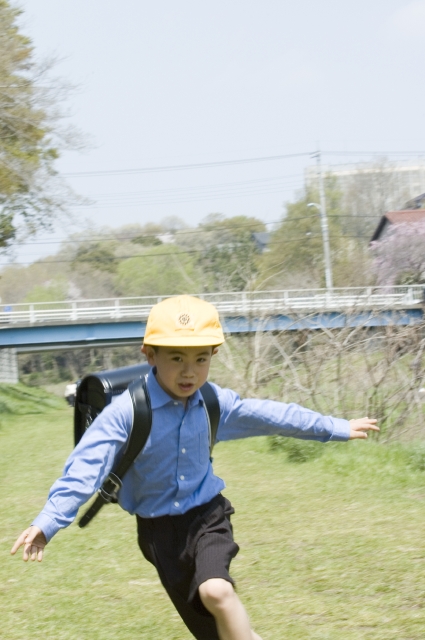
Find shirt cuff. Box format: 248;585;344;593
31;513;60;543
329;417;350;441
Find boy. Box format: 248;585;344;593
11;295;378;640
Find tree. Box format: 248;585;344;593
0;1;78;248
72;242;118;273
114;244;203;297
372;222;425;285
131;224;163;246
160;216;188;233
24;276;69;303
259;178;374;289
179;214;265;292
0;259;68;303
259;180;345;289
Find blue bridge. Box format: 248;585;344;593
0;286;423;352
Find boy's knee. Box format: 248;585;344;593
199;578;235;613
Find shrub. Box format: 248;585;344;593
269;435;324;463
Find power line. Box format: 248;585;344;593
77;184;303;207
54;171;305;213
77;186;302;208
324;150;425;157
63;150;425;178
25;173;303;215
84;174;304;198
64;152;312;178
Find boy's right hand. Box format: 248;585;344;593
10;526;47;562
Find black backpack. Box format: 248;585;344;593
74;363;220;528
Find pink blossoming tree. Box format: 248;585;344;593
371;221;425;285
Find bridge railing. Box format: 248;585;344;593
0;286;423;325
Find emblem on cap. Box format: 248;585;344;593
175;311;195;330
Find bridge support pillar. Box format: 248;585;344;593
0;348;19;383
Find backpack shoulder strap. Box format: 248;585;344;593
200;382;220;456
78;375;152;528
114;376;152;479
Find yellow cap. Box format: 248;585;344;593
143;295;225;347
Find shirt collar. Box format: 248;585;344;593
146;366;204;409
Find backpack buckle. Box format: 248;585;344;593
99;472;122;503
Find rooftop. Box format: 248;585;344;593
371;209;425;242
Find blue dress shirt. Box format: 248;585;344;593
33;368;350;541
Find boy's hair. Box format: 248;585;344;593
143;296;225;347
144;344;215;354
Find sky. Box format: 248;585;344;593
10;0;425;265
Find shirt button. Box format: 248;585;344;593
174;401;179;405
181;448;186;453
180;475;185;480
150;512;154;517
174;501;179;507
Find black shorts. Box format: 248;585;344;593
136;494;239;640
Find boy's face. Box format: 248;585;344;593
141;345;217;402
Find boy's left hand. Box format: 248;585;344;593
349;417;379;439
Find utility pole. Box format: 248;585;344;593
313;150;333;291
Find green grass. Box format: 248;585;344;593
0;383;63;424
2;394;425;638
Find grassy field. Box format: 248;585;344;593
2;386;425;639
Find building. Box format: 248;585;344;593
370;208;425;242
251;231;270;253
305;160;425;218
405;192;425;209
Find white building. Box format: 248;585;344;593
305;160;425;216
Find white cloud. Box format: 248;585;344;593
388;1;425;38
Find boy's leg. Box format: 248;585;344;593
159;577;221;639
136;496;260;640
199;578;262;640
137;513;221;639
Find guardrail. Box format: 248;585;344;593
0;286;423;326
